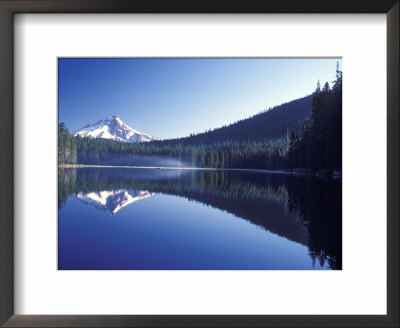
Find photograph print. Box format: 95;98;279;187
58;58;342;270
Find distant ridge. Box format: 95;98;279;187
161;95;313;145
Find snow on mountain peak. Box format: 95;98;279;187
73;115;158;143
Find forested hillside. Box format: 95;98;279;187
161;95;312;146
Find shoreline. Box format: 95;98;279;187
58;164;217;170
58;164;341;178
223;168;299;175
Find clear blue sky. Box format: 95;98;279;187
58;58;341;140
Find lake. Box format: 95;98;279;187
58;167;342;270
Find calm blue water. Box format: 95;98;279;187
58;168;342;270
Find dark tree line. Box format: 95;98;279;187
58;123;77;164
287;65;342;172
74;136;287;169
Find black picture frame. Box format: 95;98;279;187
0;1;398;327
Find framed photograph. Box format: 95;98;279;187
0;0;398;327
57;57;343;271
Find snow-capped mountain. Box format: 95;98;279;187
73;115;158;143
76;189;155;215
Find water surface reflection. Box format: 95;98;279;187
58;167;341;270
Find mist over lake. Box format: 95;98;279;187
78;153;191;167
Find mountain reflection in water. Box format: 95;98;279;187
58;167;342;270
77;189;155;215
